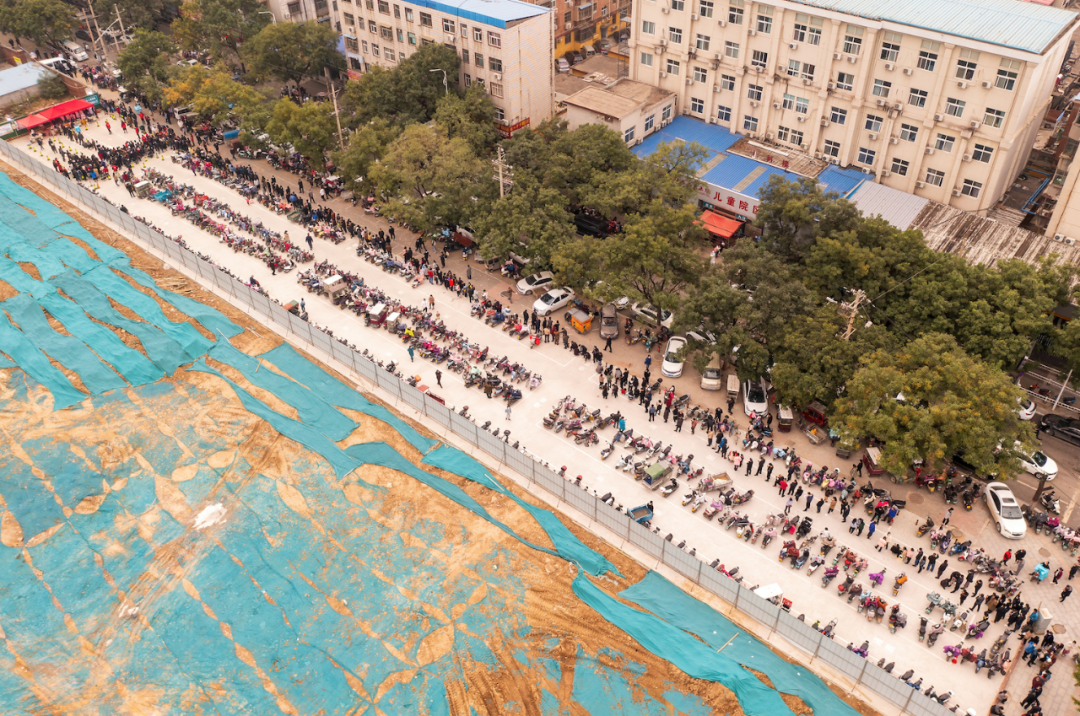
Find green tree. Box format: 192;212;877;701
36;72;69;100
171;0;271;68
370;123;495;232
264;98;338;169
164;64;268;124
95;0;173;32
0;0;75;46
243;21;342;89
330;117;400;194
341;43;460;129
754;176;862;264
116;29;175;100
473;176;576;267
433;84;499;155
832;332;1033;479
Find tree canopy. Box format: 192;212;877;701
164;64;268;124
0;0;75;46
116;29;175;100
264;98;338;169
340;43;461;129
95;0;176;33
243;21;342;88
172;0;271;68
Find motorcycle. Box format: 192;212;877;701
821;566;840;587
926;622;945;647
892;572;907;595
918;615;929;641
660;479;679;498
837;574;855;594
868;568;886;587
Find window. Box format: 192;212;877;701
691;96;705;113
624;126;635;143
984;108;1006;128
792;23;806;43
362;40;368;52
724;41;739;59
475;54;484;68
368;20;376;33
419;12;431;26
728;1;744;25
696;34;711;51
345;37;359;51
350;56;363;70
880;32;901;62
782;93;796;110
918;50;937;72
908;88;928;108
743;115;758;132
857;147;876;165
865;114;883;132
823;140;841;158
343;12;355;24
663;105;672;121
380;25;392;40
442;19;455;32
830;107;847;124
494;108;504;122
399;51;406;61
787;59;799;77
397;29;403;42
473;27;482;41
669;27;683;44
890;158;909;176
900;123;918;142
463;73;471;86
489;58;502;72
488;31;501;47
462;49;469;63
800;63;815;81
385;52;396;64
777;125;790;142
372;43;380;56
671;0;684;9
925;168;945;187
747;84;762;101
843;26;863;55
935;133;955;152
961;179;982;198
751;50;768;69
666;58;681;74
699;0;714;17
642;20;656;35
641;52;654;67
756;12;772;34
716;104;731;121
407;31;416;44
490;82;503;98
795;96;809;113
835;72;854;91
972;143;994;163
945;97;965;117
377;0;388;11
872;79;891;98
645;114;655;132
405;8;413;21
956;50;979;80
720;74;735;91
693;66;708;82
776;126;803;146
996;60;1020;90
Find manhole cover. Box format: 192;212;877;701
1053;623;1067;634
907;493;924;505
1039;548;1051;557
950;529;965;541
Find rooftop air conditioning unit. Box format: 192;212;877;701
982;80;992;89
934;113;944;122
903;67;912;75
884;62;895;71
925;147;935;155
916;181;926;188
889;136;898;145
821;118;830;126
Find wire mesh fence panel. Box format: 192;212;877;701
775;609;822;656
858;661;913;709
233;279;256;306
249;291;272;317
531;466;565;501
698;565;740;604
183;250;203;274
662;541;703;581
816;633;868;682
355;353;378;382
268;301;293;329
424;395;451;426
736;584;781;630
310;327;333;356
400;383;426;414
213;268;234;295
475;428;506;463
330;338;354;368
375;369;401;398
905;689;953;716
288;314;312;342
595;502;630;540
448;411;477;443
627;520;664;560
504;445;536;481
563;485;597;520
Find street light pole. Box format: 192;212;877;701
259;11;277;23
429;68;448;95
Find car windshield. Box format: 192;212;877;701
748;385;765;402
1030;451;1048;468
704;368;722;379
525;274;544;285
541;293;557;304
1001;504;1022;519
665;348;681;363
601;316;616;325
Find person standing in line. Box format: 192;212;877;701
942;506;954;526
505;404;512;421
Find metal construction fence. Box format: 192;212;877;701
0;139;951;716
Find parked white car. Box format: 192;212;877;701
1018;397;1037;421
1019;447;1057;480
743;378;768;417
661;336;687;378
984;483;1026;539
516;271;554;295
533;287;574;316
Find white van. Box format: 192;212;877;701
61;40;89;62
583;44;596;57
700;356;724;390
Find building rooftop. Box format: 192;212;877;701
554;73;592;101
0;63;52;100
606;78;674;108
406;0;548;29
563;86;642;119
791;0;1077;54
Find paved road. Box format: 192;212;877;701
16;113;1080;716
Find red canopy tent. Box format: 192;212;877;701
698;210;743;239
37;98;93;121
16;113;50;129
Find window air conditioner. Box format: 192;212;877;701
957;80;968;89
916;181;926;188
962;153;971;162
880;170;891;177
952;188;962;196
903;68;912;75
982;81;992;89
659;71;668;77
925;147;935;155
884;62;895;71
789;42;797;49
934;113;944;122
868;132;878;140
820;118;830;126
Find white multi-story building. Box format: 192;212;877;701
627;0;1079;210
338;0;555;134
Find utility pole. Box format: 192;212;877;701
494;145;513;197
838;289;867;341
113;5;126;57
84;4;109;62
324;67;345;150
